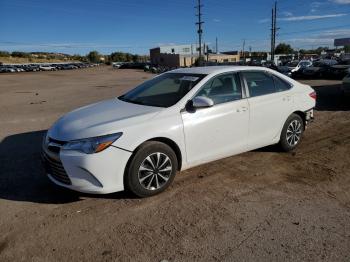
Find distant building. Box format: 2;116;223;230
150;44;240;67
207;53;240;63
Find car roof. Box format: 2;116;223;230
170;66;274;75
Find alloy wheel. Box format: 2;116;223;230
286;119;302;147
138;152;172;191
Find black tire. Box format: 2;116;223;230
125;141;178;197
279;113;304;152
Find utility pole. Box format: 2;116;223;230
216;37;218;54
195;0;204;66
271;1;278;64
242;39;246;62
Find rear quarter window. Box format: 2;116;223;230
272;75;292;92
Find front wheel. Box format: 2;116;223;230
125;141;178;197
279;114;304;152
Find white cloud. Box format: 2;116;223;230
316;29;350;38
213;18;221;23
259;13;347;23
279;13;347;21
282;11;293;17
280;29;350;48
229;29;350;51
330;0;350;4
311;1;323;8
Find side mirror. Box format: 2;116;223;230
192;96;214;109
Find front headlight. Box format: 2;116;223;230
62;133;123;154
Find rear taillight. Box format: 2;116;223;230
309;91;317;100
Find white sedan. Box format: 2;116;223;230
42;66;316;197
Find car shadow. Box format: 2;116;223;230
313;83;350;111
0;130;135;204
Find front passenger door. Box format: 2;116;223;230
181;73;249;167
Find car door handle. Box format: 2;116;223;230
236;107;248;113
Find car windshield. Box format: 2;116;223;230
299;61;311;67
119;73;206;107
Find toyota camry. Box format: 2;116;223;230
42;66;316;197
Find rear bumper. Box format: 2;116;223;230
304;108;314;126
43;146;132;194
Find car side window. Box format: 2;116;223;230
242;71;275;97
196;73;242;104
273;75;292;92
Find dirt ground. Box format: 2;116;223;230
0;66;349;262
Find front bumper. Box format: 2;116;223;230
42;144;132;194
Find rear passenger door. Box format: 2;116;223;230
241;71;293;149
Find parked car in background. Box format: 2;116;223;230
302;60;337;78
23;65;40;72
119;62;147;69
286;61;299;71
43;66;316;197
277;65;292;77
0;63;94;73
39;65;56;71
263;61;278;71
14;66;25;72
63;64;78;70
112;62;123;69
329;59;350;80
291;60;312;76
341;73;350;95
0;66;16;73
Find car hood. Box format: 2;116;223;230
48;98;162;141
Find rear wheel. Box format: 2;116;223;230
125;141;178;197
279;114;304;152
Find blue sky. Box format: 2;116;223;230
1;0;350;55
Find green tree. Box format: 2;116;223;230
110;52;127;62
345;45;350;53
71;54;86;61
275;43;294;54
0;51;10;57
132;54;140;62
125;53;133;62
11;51;30;58
87;51;101;63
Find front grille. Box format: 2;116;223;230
42;152;72;185
47;137;66;153
48;137;66;145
